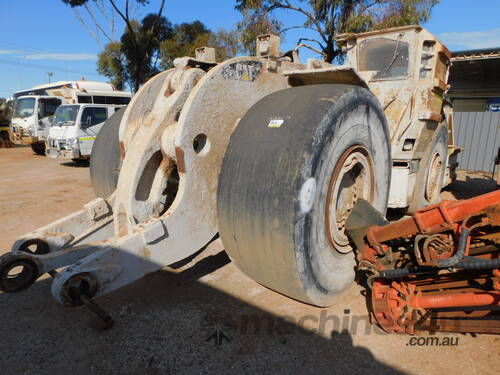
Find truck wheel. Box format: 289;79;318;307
31;142;45;155
218;85;391;307
407;123;448;214
90;108;124;198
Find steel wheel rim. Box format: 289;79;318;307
425;151;442;202
325;145;375;253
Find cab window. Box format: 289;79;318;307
92;95;130;105
39;98;62;117
77;95;92;103
358;37;410;80
81;107;108;128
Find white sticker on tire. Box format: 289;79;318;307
268;119;284;128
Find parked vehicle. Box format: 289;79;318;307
46;104;124;162
10;80;131;155
0;98;12;140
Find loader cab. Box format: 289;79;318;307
338;26;453;209
47;103;124;161
340;26;451;153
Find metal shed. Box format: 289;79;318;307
453;111;500;172
448;47;500;172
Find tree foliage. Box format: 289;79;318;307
97;41;127;90
159;23;240;68
159;21;211;68
238;11;282;54
64;1;240;91
235;0;439;62
211;29;241;61
63;0;169;92
120;14;173;91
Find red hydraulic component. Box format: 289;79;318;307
371;278;500;334
366;189;500;246
411;291;499;309
356;190;500;334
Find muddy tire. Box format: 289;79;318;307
90;108;124;198
218;85;391;307
407;123;448;214
31;142;45;155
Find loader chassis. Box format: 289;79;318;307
2;27;496;335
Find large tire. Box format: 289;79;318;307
218;84;391;307
31;142;45;155
407;123;448;214
90;108;124;198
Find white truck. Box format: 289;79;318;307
10;80;131;155
46;103;124;162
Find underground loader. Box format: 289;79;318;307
1;26;498;334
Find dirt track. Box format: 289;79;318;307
0;146;499;374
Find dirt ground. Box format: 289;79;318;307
0;146;498;375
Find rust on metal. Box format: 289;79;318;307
175;146;186;173
119;141;126;160
325;145;375;254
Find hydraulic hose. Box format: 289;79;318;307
437;228;470;268
379;257;500;279
454;258;500;270
379;266;436;279
379;228;471;279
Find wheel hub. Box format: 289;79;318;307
326;146;375;253
425;152;442;202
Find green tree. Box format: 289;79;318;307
97;41;127;90
121;14;173;91
160;21;211;68
237;10;282;54
211;29;241;61
62;0;170;92
64;1;239;90
159;22;240;68
235;0;439;62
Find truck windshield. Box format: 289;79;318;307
53;105;80;126
13;97;36;118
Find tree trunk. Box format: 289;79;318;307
324;37;341;64
324;39;335;63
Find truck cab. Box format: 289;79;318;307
10;80;131;155
47;104;123;161
11;95;63;153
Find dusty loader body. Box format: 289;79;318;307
2;26;496;334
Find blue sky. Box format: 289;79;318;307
0;0;499;97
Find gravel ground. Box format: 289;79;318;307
0;146;498;375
